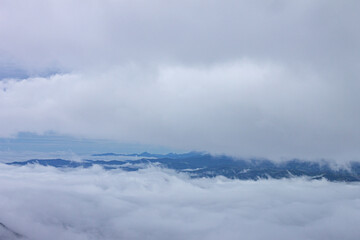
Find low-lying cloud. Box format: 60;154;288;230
1;61;359;160
0;164;360;240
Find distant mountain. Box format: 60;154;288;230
8;159;92;168
7;152;360;182
91;151;203;159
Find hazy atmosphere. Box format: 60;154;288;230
1;0;359;160
1;1;360;240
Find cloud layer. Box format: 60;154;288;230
1;61;359;159
1;164;360;240
1;0;359;72
0;0;359;159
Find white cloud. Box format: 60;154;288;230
0;61;359;160
0;0;359;160
0;164;360;240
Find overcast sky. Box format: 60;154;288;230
0;0;359;160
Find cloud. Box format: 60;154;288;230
0;60;359;160
1;2;359;239
0;0;359;160
0;0;359;72
0;164;360;240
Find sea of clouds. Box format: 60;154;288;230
1;164;360;240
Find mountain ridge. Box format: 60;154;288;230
6;152;360;182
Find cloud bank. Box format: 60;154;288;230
1;61;359;160
0;0;359;159
1;164;360;240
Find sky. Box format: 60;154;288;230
0;132;178;156
0;0;360;161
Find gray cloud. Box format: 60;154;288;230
0;0;359;160
0;61;359;160
0;164;360;240
1;0;359;72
